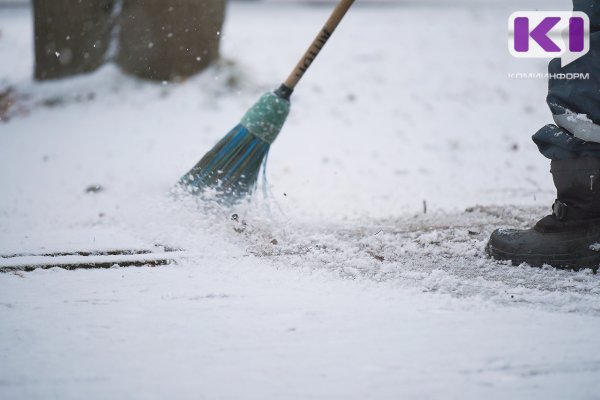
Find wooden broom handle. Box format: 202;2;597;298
283;0;355;90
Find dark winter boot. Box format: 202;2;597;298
486;157;600;270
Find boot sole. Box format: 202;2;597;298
486;243;600;272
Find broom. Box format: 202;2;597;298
179;0;355;198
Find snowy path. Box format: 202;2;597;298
1;1;600;399
2;260;600;400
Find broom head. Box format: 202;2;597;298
179;88;291;198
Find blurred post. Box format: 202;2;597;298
117;0;226;81
33;0;116;80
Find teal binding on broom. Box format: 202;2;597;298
240;92;290;144
179;90;290;197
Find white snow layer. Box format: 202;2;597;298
1;1;600;400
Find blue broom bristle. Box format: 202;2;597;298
178;124;271;198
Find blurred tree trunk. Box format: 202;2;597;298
117;0;226;81
33;0;116;80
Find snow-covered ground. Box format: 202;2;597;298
1;1;600;399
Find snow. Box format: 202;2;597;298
1;1;600;399
3;264;600;400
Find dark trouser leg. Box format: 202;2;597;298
532;0;600;160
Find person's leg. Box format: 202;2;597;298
532;0;600;159
486;0;600;270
